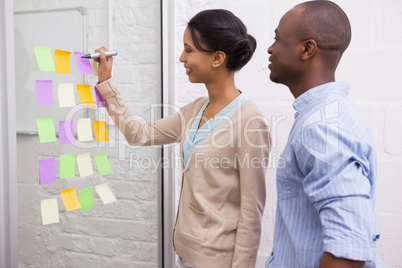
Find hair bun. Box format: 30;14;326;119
188;9;257;71
229;34;257;71
247;34;257;52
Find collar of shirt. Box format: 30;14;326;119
292;82;350;119
182;93;246;168
194;93;246;132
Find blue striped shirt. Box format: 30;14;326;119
266;82;380;267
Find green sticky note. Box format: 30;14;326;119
79;186;94;212
36;118;56;143
34;46;55;71
94;153;112;175
60;154;75;179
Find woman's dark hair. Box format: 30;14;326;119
187;9;257;72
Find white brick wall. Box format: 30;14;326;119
15;0;161;267
173;0;402;267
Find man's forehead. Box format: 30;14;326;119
277;7;303;33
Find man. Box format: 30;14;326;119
266;1;381;267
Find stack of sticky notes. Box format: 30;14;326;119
41;183;117;225
36;81;105;108
39;153;112;184
34;46;117;226
34;46;98;75
35;117;109;144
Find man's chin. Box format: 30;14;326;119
269;74;279;84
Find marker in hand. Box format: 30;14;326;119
81;50;118;59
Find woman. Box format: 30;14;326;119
95;9;271;268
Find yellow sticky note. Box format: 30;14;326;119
76;84;95;106
95;183;117;204
93;121;109;142
58;83;76;107
77;118;93;142
90;59;99;76
54;49;71;74
61;187;81;211
41;198;59;225
77;153;94;177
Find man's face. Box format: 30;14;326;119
267;7;305;86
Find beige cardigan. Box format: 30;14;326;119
97;77;271;267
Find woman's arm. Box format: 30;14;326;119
94;47;185;146
96;77;186;146
232;123;271;267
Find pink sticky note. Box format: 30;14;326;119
39;158;57;185
36;80;54;105
95;86;105;108
59;120;75;145
74;52;94;75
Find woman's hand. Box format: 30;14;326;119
94;47;113;83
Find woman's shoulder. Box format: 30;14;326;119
238;100;267;126
240;99;263;115
177;96;208;117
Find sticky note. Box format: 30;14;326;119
74;52;94;74
77;118;93;141
35;80;54;105
93;121;109;142
58;83;76;107
95;86;105;108
33;46;55;71
76;84;95;106
79;186;94;212
59;120;75;145
90;59;99;76
60;154;75;179
94;153;112;175
95;183;117;204
54;49;71;74
38;158;57;185
36;118;56;143
60;187;81;211
41;198;59;225
77;153;94;177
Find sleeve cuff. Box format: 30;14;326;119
323;233;375;261
96;76;119;99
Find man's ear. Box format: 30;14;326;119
301;39;317;60
212;51;226;68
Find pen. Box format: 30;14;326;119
81;50;118;59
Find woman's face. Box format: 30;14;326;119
179;27;215;84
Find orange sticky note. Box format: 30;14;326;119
60;187;81;211
76;84;95;106
54;49;71;74
93;121;109;142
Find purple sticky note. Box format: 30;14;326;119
36;80;54;105
95;86;105;108
39;158;57;185
59;120;75;145
74;52;94;75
